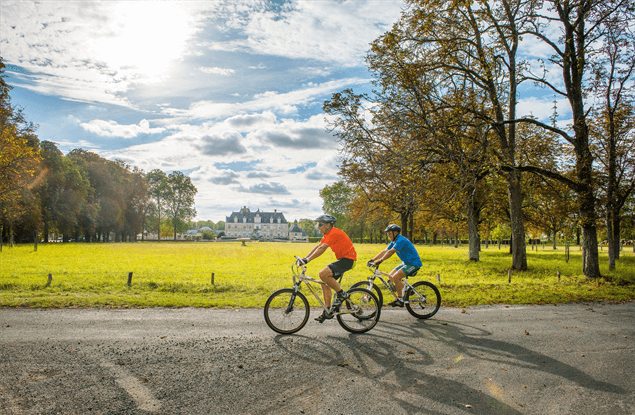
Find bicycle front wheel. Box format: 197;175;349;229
264;288;309;334
336;287;381;334
404;281;441;319
351;280;384;310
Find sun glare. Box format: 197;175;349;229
96;2;194;80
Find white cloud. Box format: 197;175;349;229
1;1;208;106
517;96;571;121
80;119;166;138
199;67;235;76
164;78;369;120
206;0;404;66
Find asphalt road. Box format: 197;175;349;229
1;302;633;415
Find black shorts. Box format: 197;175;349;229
328;258;355;279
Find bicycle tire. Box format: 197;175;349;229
336;287;381;334
264;288;309;334
351;281;384;310
404;281;441;319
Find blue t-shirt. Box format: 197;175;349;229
387;234;422;268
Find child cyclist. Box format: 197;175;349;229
297;214;357;323
367;224;422;307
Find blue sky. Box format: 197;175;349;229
1;0;569;223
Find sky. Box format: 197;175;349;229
0;0;569;224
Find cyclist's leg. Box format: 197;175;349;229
318;266;336;307
320;258;354;307
390;264;417;298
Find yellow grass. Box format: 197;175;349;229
0;241;633;308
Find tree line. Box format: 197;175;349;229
321;0;635;277
0;59;197;248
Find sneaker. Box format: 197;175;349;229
388;299;404;307
331;290;350;311
314;310;333;323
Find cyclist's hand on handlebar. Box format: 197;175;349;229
297;257;310;266
366;259;375;267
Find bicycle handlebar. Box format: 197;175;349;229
293;255;307;271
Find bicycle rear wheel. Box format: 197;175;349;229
336;287;381;333
404;281;441;319
264;288;309;334
351;281;384;310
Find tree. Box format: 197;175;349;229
146;169;168;241
505;0;635;277
164;171;197;240
587;9;635;270
117;162;148;242
298;219;317;238
324;92;427;240
36;141;91;242
368;0;531;269
319;181;355;233
0;59;41;247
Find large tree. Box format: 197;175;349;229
0;59;41;247
146;169;168;241
587;8;635;270
164;171;197;241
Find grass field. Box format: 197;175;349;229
1;241;633;308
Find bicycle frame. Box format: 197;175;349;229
365;266;417;303
288;258;361;317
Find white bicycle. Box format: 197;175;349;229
264;257;381;334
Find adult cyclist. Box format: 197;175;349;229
298;214;357;323
367;224;422;307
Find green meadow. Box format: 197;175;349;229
0;241;633;308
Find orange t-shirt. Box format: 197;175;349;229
321;227;357;261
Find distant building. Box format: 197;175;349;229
224;206;289;239
289;220;309;242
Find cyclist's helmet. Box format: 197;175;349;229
315;214;337;224
385;224;401;233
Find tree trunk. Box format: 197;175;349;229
359;221;364;244
507;172;527;269
612;208;621;261
466;193;480;261
400;212;409;240
578;155;601;278
607;210;617;270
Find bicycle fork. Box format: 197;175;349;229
285;282;302;313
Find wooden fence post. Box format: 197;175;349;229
46;273;52;287
437;273;440;284
127;272;133;286
211;272;215;285
508;269;511;283
557;270;561;282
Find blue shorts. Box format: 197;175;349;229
395;263;419;276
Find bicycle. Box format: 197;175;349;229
350;264;441;319
264;256;381;334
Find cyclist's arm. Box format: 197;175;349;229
376;248;397;262
371;248;389;262
305;243;329;261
